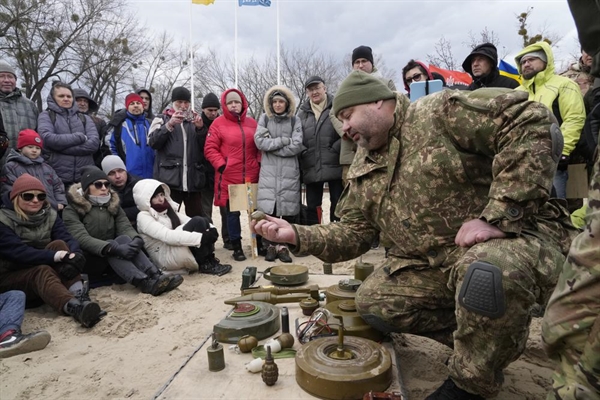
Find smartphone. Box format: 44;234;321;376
409;79;444;102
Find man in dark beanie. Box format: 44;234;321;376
462;43;519;90
0;60;38;167
149;87;207;219
350;45;396;90
198;93;230;249
253;70;575;399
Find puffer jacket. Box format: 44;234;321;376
62;183;137;256
0;88;38;166
37;93;100;184
133;179;202;273
148;109;206;193
204;88;260;207
515;42;586;156
0;194;79;274
0;148;67;209
255;86;304;216
109;112;154;179
297;94;342;184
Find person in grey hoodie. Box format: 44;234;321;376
37;82;100;186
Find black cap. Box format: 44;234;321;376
80;166;108;192
352;45;374;65
304;76;324;89
171;87;191;102
201;93;220;109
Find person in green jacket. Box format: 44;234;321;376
62;166;182;295
515;41;586;199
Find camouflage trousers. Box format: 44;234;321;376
542;202;600;399
355;235;565;398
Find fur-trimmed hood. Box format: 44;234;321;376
262;85;296;119
67;182;121;217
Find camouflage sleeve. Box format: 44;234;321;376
440;89;558;234
291;185;376;262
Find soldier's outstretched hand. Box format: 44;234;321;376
455;218;506;247
252;215;297;245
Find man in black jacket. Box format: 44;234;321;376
462;43;519;90
101;155;140;227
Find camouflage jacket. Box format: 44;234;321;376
293;90;576;273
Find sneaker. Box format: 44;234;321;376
139;275;171;296
265;245;277;262
200;255;233;276
232;248;246;262
65;299;102;328
164;274;184;292
0;329;51;359
425;377;484;400
277;247;292;263
223;240;233;250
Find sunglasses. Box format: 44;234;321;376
93;181;111;189
406;73;424;83
20;192;47;202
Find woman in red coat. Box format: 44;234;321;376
204;89;260;261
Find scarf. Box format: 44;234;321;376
310;99;326;121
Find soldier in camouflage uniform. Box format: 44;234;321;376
254;70;577;399
542;2;600;399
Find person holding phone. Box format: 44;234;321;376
149;87;207;218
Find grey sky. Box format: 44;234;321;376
129;0;579;83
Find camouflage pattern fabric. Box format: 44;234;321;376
291;90;577;397
542;146;600;399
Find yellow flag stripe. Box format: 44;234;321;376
192;0;215;5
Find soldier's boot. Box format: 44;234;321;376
425;377;484;400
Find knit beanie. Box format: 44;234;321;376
519;50;548;64
17;129;43;149
101;155;127;174
125;93;144;109
225;91;242;104
171;87;191;102
270;90;288;105
201;93;220;109
332;70;396;117
352;46;374;66
80;166;108;192
0;61;16;78
10;174;46;201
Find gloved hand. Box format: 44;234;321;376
62;252;86;270
57;253;86;280
200;227;219;246
281;137;291;146
557;155;570;171
106;240;140;260
130;236;145;250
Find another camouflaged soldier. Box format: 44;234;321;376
541;2;600;398
253;71;576;399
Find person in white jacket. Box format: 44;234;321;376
132;179;232;276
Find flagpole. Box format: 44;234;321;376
276;0;280;85
189;1;195;109
234;0;239;88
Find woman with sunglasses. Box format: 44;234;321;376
0;174;102;328
63;166;182;295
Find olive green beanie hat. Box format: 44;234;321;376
332;70;395;117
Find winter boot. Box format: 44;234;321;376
277;247;292;263
425;377;484;400
223;239;233;251
265;245;277;262
164;274;184;292
0;329;51;359
199;254;232;276
135;275;171;296
65;298;102;328
232;239;246;262
76;275;107;318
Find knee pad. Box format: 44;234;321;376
458;261;505;319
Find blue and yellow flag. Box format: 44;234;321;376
498;60;521;84
192;0;215;5
239;0;271;6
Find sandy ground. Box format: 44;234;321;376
0;201;555;400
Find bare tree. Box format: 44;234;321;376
427;36;458;71
516;7;560;47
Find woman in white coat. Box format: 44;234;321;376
132;179;232;276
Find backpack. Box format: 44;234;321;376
47;109;87;129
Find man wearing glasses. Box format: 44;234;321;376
351;45;396;91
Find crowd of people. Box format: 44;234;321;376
0;13;599;398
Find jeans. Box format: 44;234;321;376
305;180;344;225
106;236;161;284
226;202;242;241
553;169;568;199
0;291;26;337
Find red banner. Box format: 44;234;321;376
428;65;472;87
